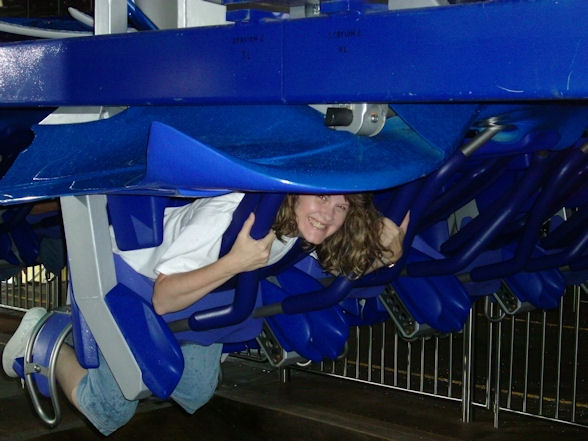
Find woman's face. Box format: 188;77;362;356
294;195;349;245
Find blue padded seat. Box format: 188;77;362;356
107;195;188;251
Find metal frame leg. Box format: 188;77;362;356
462;305;475;423
60;195;149;400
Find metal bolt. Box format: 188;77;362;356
370;113;379;123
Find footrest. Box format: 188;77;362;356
256;321;306;368
15;309;72;428
379;286;435;340
493;281;535;315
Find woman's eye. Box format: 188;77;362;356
317;195;328;201
336;205;349;212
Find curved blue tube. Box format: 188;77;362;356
281;277;355;315
526;229;588;272
542;206;588;249
377;179;423;225
408;152;551;277
471;147;586;281
439;153;557;256
187;193;285;331
422;157;510;228
358;149;471;287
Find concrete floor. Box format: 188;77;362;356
2;310;587;441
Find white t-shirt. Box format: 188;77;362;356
113;193;298;280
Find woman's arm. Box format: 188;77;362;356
152;212;275;315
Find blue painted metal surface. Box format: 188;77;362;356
0;0;586;405
0;105;453;202
0;0;586;106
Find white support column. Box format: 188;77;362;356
95;0;128;35
135;0;227;29
388;0;449;11
180;0;228;28
61;195;149;400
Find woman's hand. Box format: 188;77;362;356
379;212;410;267
226;212;276;272
153;212;275;315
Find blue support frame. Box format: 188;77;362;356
0;0;586;106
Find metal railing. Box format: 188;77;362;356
4;262;585;429
298;285;587;428
0;264;67;312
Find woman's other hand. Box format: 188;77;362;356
379;211;410;266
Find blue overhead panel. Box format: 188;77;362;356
0;0;585;106
0;105;452;203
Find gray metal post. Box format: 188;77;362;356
462;305;475;423
60;195;149;400
94;0;127;35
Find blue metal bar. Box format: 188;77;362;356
470;147;587;281
280;276;354;315
377;179;424;225
525;229;588;273
483;152;586;250
554;161;588;207
359;147;470;287
569;255;588;272
542;207;588;250
439;152;557;256
422;157;510;228
187;193;285;331
127;0;158;31
407;152;552;277
0;0;586;106
253;275;355;317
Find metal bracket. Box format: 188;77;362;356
379;284;435;340
311;103;391;137
256;321;306;367
493;281;535;315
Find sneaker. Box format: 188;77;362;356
2;307;47;378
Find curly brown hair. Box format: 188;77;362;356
272;194;387;278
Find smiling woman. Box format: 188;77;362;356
273;193;406;277
3;190;408;436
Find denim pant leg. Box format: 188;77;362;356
76;343;221;435
76;353;138;436
171;342;222;413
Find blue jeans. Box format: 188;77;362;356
76;342;222;436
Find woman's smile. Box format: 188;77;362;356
295;195;349;244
